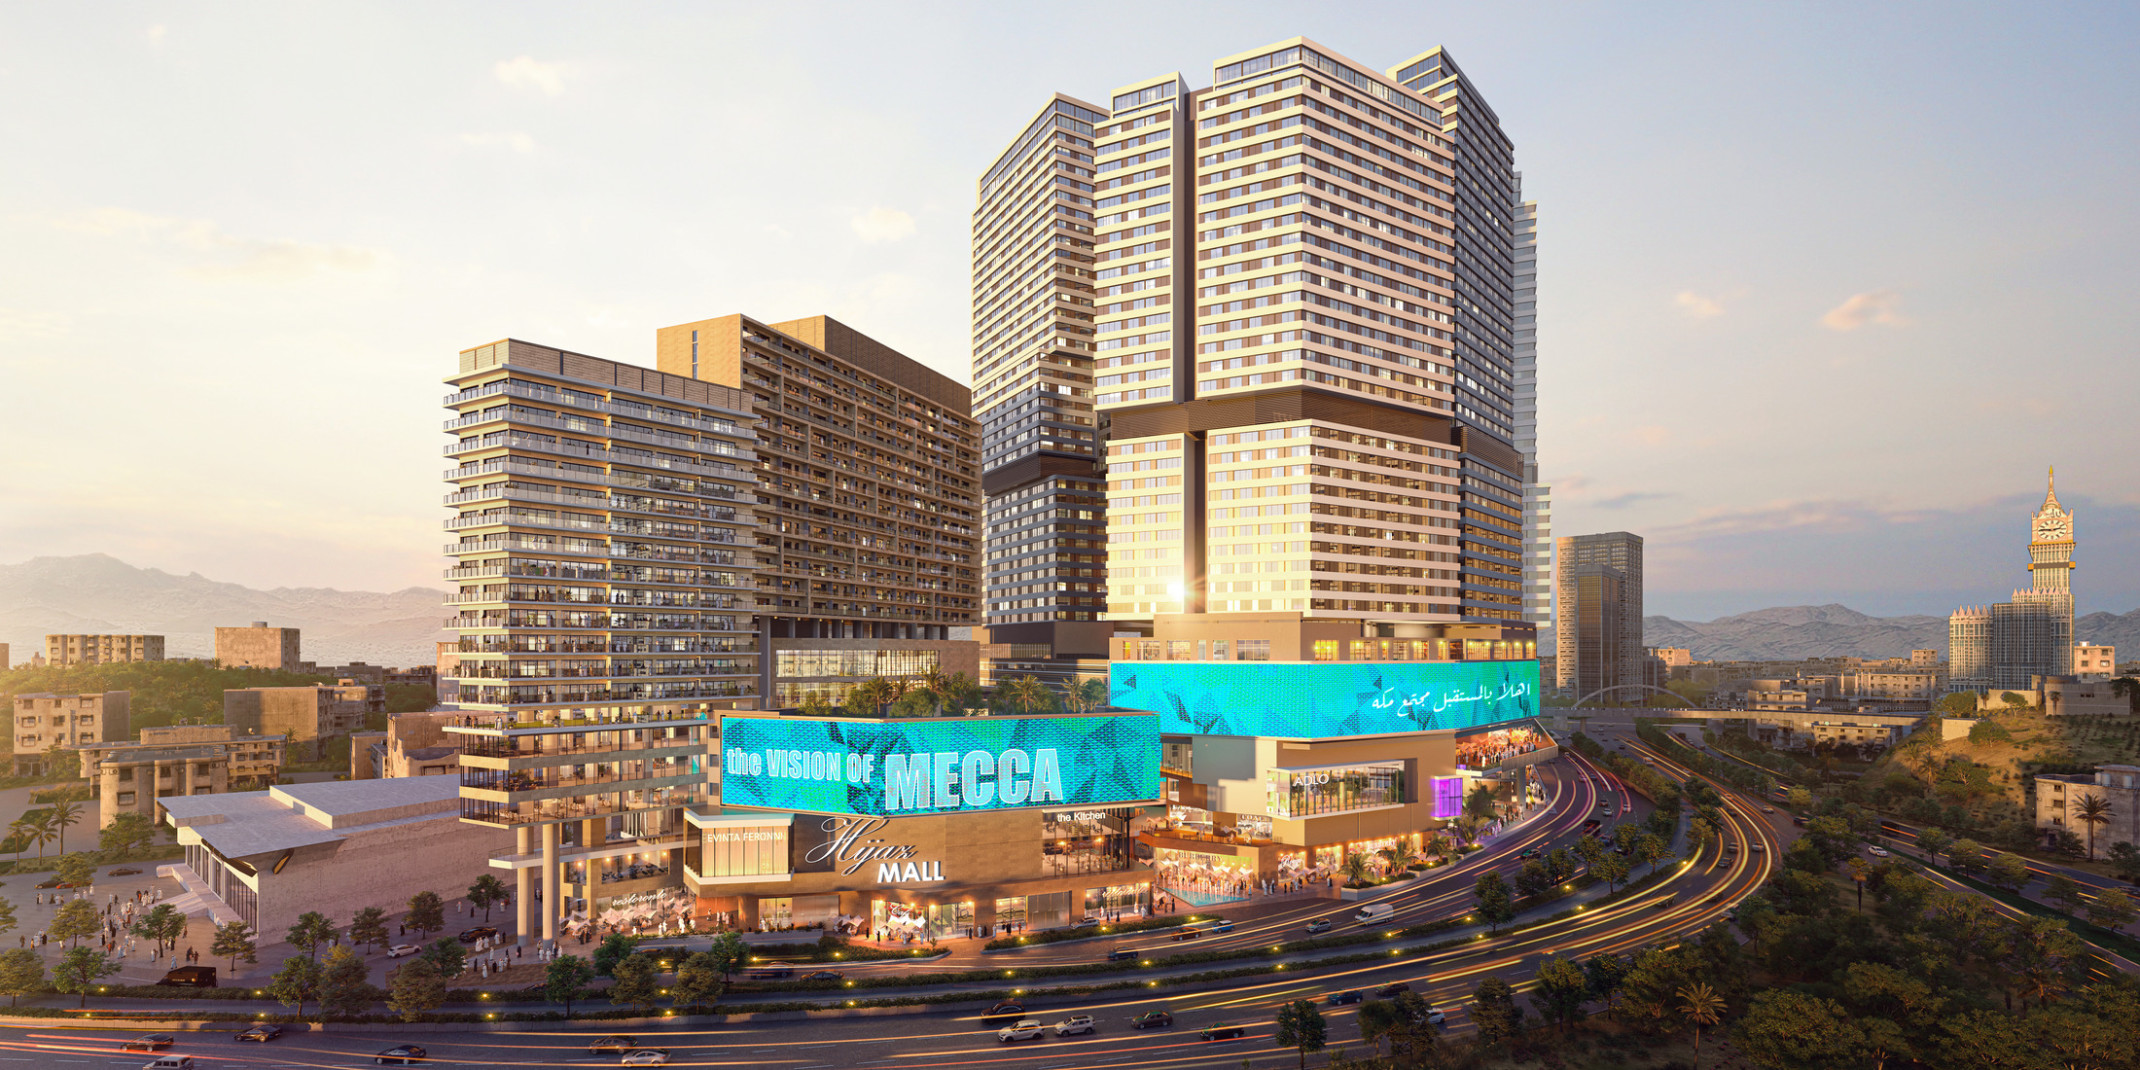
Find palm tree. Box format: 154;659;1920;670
22;812;56;861
49;800;82;856
1063;678;1108;715
999;675;1051;716
1676;982;1726;1070
1341;852;1373;888
5;817;30;862
2075;793;2113;861
1845;857;1870;912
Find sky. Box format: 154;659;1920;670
1;2;2135;621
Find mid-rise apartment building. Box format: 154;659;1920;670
971;94;1115;680
223;682;383;759
438;337;763;947
652;314;983;706
215;622;302;670
45;634;164;667
80;724;286;827
1554;532;1645;699
10;691;131;776
979;38;1530;668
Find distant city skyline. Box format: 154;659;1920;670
2;4;2135;618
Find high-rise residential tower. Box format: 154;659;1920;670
980;38;1532;665
970;95;1115;683
1512;198;1551;628
1554;532;1645;700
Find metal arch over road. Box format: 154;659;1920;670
1570;683;1693;708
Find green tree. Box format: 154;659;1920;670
468;873;509;922
1734;990;1865;1070
1784;786;1814;810
1593;851;1632;894
1968;719;2013;745
211;921;257;974
2108;841;2140;882
0;897;15;945
544;953;595;1015
1356;997;1407;1058
47;800;81;856
1947;838;1987;875
1470;976;1525;1044
18;812;54;861
1635;831;1672;873
797;691;835;718
129;903;185;957
348;906;389;954
2012;916;2086;1009
672;950;724;1012
387;957;446;1022
49;900;98;948
54;853;94;887
1063;677;1109;715
287;911;339;961
0;948;43;1007
609;952;661;1014
1937;690;1979;716
419;938;465;980
2045;873;2085;915
98;811;156;856
1985;851;2030;891
1473;870;1515;934
319;945;372;1021
50;946;117;1008
2073;793;2114;861
1341;851;1374;888
270;954;325;1018
1530;956;1588;1031
405;890;445;940
996;674;1052;716
705;929;749;981
2086;887;2136;930
1677;982;1727;1070
1915;826;1954;863
1273;999;1327;1070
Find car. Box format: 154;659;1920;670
235;1024;284;1042
1751;842;1766;853
110;866;143;876
1072;917;1100;929
1054;1014;1097;1037
983;1001;1026;1025
1518;848;1540;860
375;1045;428;1065
997;1020;1046;1043
749;962;797;980
1106;948;1137;962
1212;920;1236;933
620;1051;671;1066
1867;845;1890;858
456;926;500;944
1305;919;1335;934
386;944;421;958
589;1036;636;1055
803;970;845;983
1723;842;1739;854
1760;806;1775;814
1375;982;1412;999
1328;990;1364;1005
1425;1007;1447;1027
139;1058;194;1070
158;966;218;988
1792;815;1808;827
1658;895;1677;909
124;1035;177;1052
1130;1010;1174;1030
1201;1023;1247;1042
1173;927;1202;941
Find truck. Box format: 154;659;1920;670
1354;902;1394;923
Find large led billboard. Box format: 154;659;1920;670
719;714;1161;817
1110;660;1540;739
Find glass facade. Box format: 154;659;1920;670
1265;763;1405;819
774;649;942;679
699;824;789;878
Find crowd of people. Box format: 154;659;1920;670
1456;725;1548;769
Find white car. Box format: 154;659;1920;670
1425;1007;1447;1027
621;1051;671;1066
385;944;421;958
998;1019;1046;1043
1867;845;1890;858
1054;1014;1097;1037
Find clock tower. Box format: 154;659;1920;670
2027;466;2075;592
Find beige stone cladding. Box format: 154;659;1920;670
214;623;302;670
45;634;164;666
11;691;131;775
2035;765;2140;853
223;684;383;757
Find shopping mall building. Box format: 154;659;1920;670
678;711;1162;938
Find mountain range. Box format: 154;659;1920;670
1643;603;2140;663
2;555;2133;671
0;554;447;669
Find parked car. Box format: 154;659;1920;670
620;1051;671;1066
109;866;143;876
124;1035;177;1052
1305;919;1334;934
1053;1014;1097;1036
1201;1023;1247;1041
802;970;845;983
983;1001;1026;1025
589;1036;636;1055
386;944;421;958
1328;990;1364;1005
456;926;500;945
235;1024;284;1042
375;1045;428;1065
1375;982;1412;999
1130;1010;1174;1030
997;1020;1046;1043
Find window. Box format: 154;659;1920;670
1312;640;1338;662
116;792;135;806
1236;639;1271;661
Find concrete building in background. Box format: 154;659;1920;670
1949;470;2076;690
79;724;286;829
1554;532;1645;700
2035;764;2140;856
351;710;465;780
1514;199;1550;631
223;683;383;759
45;634;164;667
969;93;1114;683
10;691;130;776
2073;642;2117;679
652;314;984;707
214;622;302;670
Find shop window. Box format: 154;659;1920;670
1235;639;1268;661
1311;640;1337;662
701;824;789;878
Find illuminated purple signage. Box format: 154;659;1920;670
1432;776;1465;820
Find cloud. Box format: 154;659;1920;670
850;206;917;243
1820;289;1908;331
1592;491;1676;510
1674;291;1725;318
0;309;71;341
494;55;570;97
459;131;537;154
1632;425;1671;446
49;207;383;282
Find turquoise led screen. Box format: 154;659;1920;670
720;714;1161;817
1109;660;1540;738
